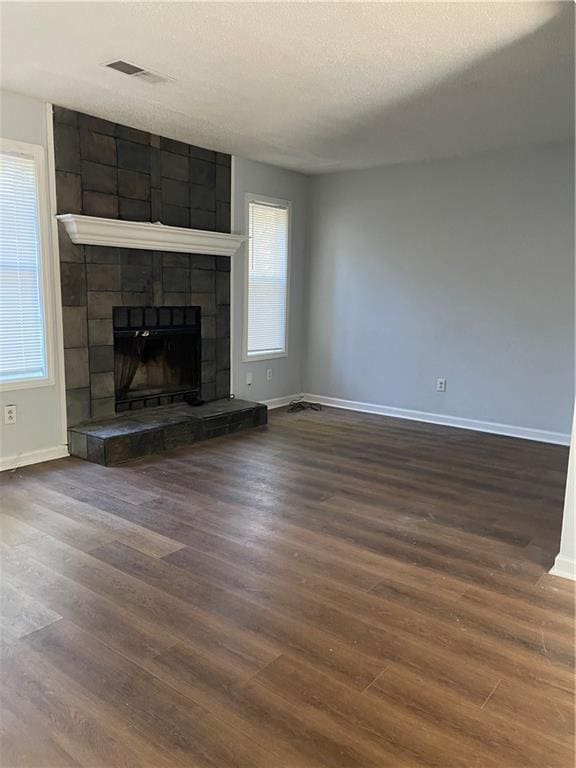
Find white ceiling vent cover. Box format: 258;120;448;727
104;60;172;85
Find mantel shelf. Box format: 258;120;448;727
56;214;245;257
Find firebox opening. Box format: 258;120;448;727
113;306;201;412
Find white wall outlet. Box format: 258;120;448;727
266;368;273;382
436;378;447;393
246;372;253;386
4;404;17;425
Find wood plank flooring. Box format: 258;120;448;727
0;406;574;767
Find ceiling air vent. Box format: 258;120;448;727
104;60;172;84
106;60;144;75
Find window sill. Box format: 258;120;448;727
242;350;288;363
0;374;55;392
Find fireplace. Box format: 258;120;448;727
113;306;201;412
53;105;236;426
53;107;267;463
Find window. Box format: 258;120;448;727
244;196;290;360
0;140;48;385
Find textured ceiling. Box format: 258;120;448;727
0;1;573;174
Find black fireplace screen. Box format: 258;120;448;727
113;306;201;411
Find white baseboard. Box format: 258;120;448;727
0;445;69;473
301;393;570;446
259;393;302;410
0;395;564;471
550;555;576;581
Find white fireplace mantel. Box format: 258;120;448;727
57;214;246;257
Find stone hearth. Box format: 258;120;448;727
68;399;267;466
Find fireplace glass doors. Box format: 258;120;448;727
113;306;201;411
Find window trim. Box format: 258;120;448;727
0;137;55;390
242;193;292;363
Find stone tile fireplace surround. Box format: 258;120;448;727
53;106;233;428
60;234;231;426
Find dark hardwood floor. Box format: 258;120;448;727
0;406;574;767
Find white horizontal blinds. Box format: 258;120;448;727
0;150;47;382
247;201;288;355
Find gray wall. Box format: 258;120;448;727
304;143;574;435
231;157;309;402
0;90;67;467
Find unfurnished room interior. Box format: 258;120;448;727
0;1;574;766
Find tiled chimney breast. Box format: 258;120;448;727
53;106;232;426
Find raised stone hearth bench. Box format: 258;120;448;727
68;398;267;466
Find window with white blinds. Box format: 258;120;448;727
245;198;290;358
0;145;48;384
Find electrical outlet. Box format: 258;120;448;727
246;372;253;386
266;368;273;382
436;378;447;393
4;404;17;425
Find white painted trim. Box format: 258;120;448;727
242;193;292;363
259;394;302;410
46;103;68;447
245;350;289;362
550;555;576;581
56;214;245;256
0;445;69;473
550;404;575;581
301;393;571;445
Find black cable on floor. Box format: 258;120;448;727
288;397;322;413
